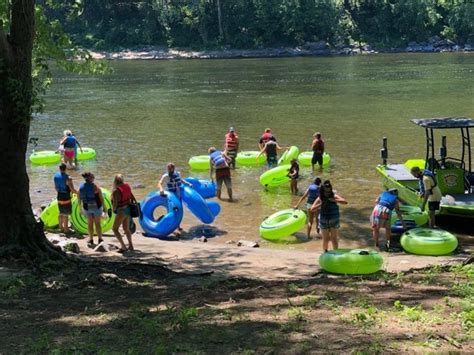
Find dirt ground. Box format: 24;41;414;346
0;242;473;353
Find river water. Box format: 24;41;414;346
28;53;474;249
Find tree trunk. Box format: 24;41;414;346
0;0;63;260
216;0;224;41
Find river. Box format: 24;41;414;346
28;53;474;250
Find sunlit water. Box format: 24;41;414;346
28;53;474;250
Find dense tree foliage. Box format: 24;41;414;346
45;0;473;50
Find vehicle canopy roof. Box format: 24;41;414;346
411;117;474;129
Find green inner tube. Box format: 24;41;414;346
260;208;306;241
400;227;458;256
30;151;61;165
188;155;210;170
236;151;266;166
319;249;384;275
390;205;429;226
298;151;331;166
77;147;96;161
259;164;291;187
278;146;300;165
40;199;60;229
70;189;115;234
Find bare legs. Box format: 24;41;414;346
290;179;298;195
87;215;102;244
112;212;133;252
322;228;339;252
306;210;319;239
58;214;71;233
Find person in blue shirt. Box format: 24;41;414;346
370;188;406;251
294;177;322;239
53;163;77;234
60;129;83;169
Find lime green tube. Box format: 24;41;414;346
70;189;115;234
30;150;61;165
298;151;331;166
400;228;458;256
278;146;300;165
319;249;383;275
40;200;60;229
236;151;266;166
260;209;306;241
259;164;291;187
188;155;210;170
77;147;96;161
390;205;429;226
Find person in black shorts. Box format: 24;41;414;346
53;163;77;233
311;132;325;171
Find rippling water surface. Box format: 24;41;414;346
28;53;474;249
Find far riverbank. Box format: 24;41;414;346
90;40;473;60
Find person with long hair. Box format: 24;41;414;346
111;174;136;252
311;180;347;252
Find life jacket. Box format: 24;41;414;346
265;141;277;157
225;133;239;151
378;191;397;210
313;139;324;154
319;193;339;219
420;169;437;195
166;171;182;192
307;184;320;204
261;133;272;142
116;183;132;208
64;135;77;149
210;151;226;167
80;182;101;209
54;172;70;194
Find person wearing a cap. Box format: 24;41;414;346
224;127;239;169
209;147;233;201
294;177;322;239
370;188;406;251
410;166;442;228
158;163;193;237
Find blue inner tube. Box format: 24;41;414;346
391;220;417;234
139;191;183;237
207;200;221;218
183;177;216;199
181;185;216;224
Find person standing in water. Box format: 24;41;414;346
257;135;286;168
311;180;348;252
111;174;137;253
78;172;104;247
295;177;322;239
158;163;193;237
311;132;325;172
209;147;233;201
288;159;300;195
224;127;239;169
60;130;83;169
53;163;77;234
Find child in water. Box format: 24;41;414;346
288;159;300;195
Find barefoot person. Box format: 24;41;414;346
311;132;325;171
78;172;104;247
53;163;77;234
410;167;442;228
258;128;276;150
209;147;233;201
224;127;239;169
311;180;348;252
370;188;406;251
257;136;286;168
288;159;300;195
111;174;136;253
295;177;322;239
158;163;193;237
60;129;83;169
